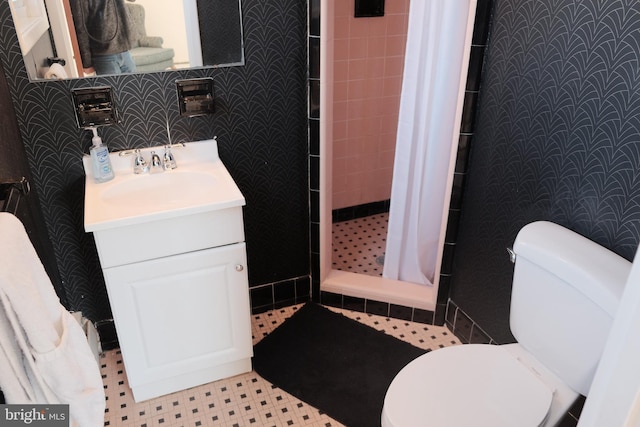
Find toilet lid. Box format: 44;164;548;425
382;344;553;427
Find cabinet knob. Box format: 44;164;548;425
235;264;244;272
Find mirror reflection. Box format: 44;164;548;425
8;0;244;81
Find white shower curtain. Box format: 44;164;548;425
383;0;476;286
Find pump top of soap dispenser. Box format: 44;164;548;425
90;126;103;147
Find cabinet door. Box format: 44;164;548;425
103;243;251;390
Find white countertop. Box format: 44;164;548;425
84;139;245;232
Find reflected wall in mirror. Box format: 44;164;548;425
8;0;244;82
196;0;244;66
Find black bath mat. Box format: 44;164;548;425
252;303;427;427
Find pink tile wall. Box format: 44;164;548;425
332;0;409;210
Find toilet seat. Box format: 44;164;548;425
381;344;553;427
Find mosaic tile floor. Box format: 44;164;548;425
102;303;460;426
332;213;389;277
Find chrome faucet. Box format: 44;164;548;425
118;143;185;174
149;151;163;174
163;145;177;170
119;148;150;174
133;149;149;174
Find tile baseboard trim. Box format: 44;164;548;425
332;199;390;222
250;275;312;314
445;299;496;344
320;290;436;324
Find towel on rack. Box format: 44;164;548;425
0;213;105;426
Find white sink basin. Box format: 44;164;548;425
84;139;245;232
100;171;217;208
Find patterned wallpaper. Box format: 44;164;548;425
451;0;640;343
0;0;309;322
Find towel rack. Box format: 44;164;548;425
0;177;30;215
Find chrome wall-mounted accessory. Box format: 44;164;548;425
176;78;215;117
71;86;118;128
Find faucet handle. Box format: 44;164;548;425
150;151;163;174
163;145;177;170
133;149;149;174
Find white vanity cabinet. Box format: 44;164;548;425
84;139;252;402
102;240;251;402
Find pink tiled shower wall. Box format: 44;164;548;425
332;0;410;210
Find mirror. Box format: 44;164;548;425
9;0;244;81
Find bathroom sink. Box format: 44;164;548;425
84;139;245;232
100;171;217;208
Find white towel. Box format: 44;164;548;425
0;213;105;426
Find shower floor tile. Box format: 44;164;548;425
332;213;388;277
101;303;460;426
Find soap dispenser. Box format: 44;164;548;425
88;127;115;183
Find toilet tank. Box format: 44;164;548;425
510;221;631;396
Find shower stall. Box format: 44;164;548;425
320;0;478;313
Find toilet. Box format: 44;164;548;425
381;221;632;427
